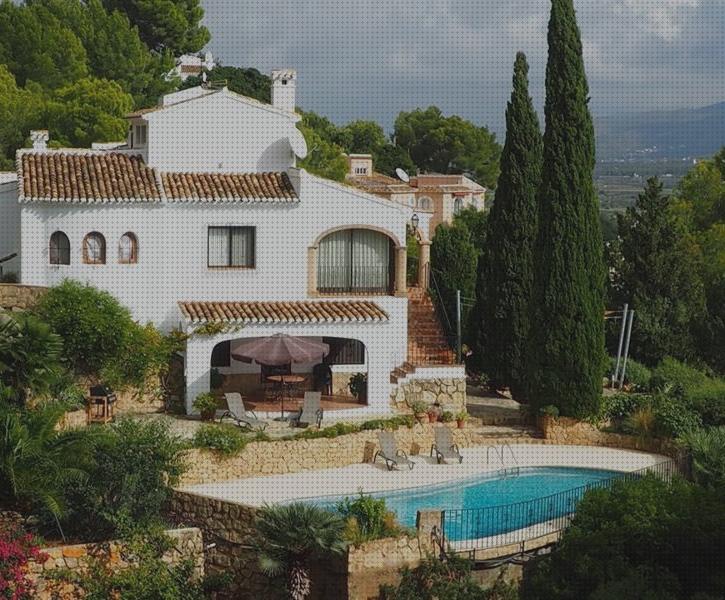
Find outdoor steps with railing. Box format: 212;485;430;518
406;286;456;366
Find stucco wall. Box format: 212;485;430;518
28;527;203;600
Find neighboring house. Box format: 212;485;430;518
345;154;486;237
1;71;464;415
171;51;216;81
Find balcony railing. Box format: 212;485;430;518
317;265;393;295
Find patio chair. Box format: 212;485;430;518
374;431;414;471
220;393;268;432
431;426;463;464
289;392;323;428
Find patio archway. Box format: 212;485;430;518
208;335;369;416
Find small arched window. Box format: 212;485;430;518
49;231;70;265
118;232;138;264
417;196;432;211
83;232;106;265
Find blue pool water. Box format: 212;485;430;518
307;467;620;541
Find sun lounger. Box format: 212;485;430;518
289;392;323;428
220;393;267;431
431;426;463;464
374;431;414;471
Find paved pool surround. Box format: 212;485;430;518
180;444;667;506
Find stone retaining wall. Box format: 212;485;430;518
180;423;475;486
0;283;47;311
168;490;347;599
390;377;466;412
28;527;203;599
539;416;678;456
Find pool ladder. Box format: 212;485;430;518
486;443;520;479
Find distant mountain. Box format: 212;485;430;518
595;101;725;161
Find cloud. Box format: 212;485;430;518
201;0;725;132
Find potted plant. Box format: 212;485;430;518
455;411;469;429
440;411;454;424
348;373;368;403
193;392;218;421
410;399;428;424
427;405;441;423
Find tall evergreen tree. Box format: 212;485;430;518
473;52;542;397
526;0;605;417
610;177;706;365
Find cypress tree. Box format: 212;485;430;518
526;0;605;417
474;52;542;398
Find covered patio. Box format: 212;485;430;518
179;299;407;416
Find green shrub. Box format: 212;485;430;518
71;531;224;600
650;357;709;396
520;476;725;600
652;394;702;438
337;493;405;543
601;393;651;422
380;555;518;600
440;411;454;423
60;418;186;540
687;379;725;427
620;359;652;391
34;280;184;393
192;423;248;456
192;392;217;414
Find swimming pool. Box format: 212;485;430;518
308;467;620;540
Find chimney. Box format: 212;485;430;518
271;69;297;112
30;130;49;151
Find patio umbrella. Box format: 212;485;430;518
231;334;330;420
231;334;329;365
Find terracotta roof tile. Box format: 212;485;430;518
19;151;161;202
346;172;414;195
178;300;388;324
162;171;298;202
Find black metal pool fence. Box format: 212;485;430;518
440;458;681;552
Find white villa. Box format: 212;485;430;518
0;71;465;416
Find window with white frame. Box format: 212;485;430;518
134;124;147;146
417;196;432;210
208;226;255;268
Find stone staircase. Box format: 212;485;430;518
406;286;456;366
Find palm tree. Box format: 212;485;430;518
0;401;95;538
253;503;348;600
680;427;725;489
0;313;63;406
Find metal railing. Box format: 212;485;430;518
440;459;680;553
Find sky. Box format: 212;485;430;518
201;0;725;135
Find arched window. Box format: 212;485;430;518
417;196;432;211
118;232;138;264
49;231;70;265
83;232;106;264
453;197;463;215
317;228;394;295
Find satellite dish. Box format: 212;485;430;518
395;168;410;183
288;128;308;159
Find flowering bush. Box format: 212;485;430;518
0;522;47;600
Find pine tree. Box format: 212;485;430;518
612;177;706;365
526;0;605;417
473;52;542;397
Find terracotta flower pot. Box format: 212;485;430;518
456;419;466;429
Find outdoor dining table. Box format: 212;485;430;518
266;374;306;419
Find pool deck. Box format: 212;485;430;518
180;444;669;506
